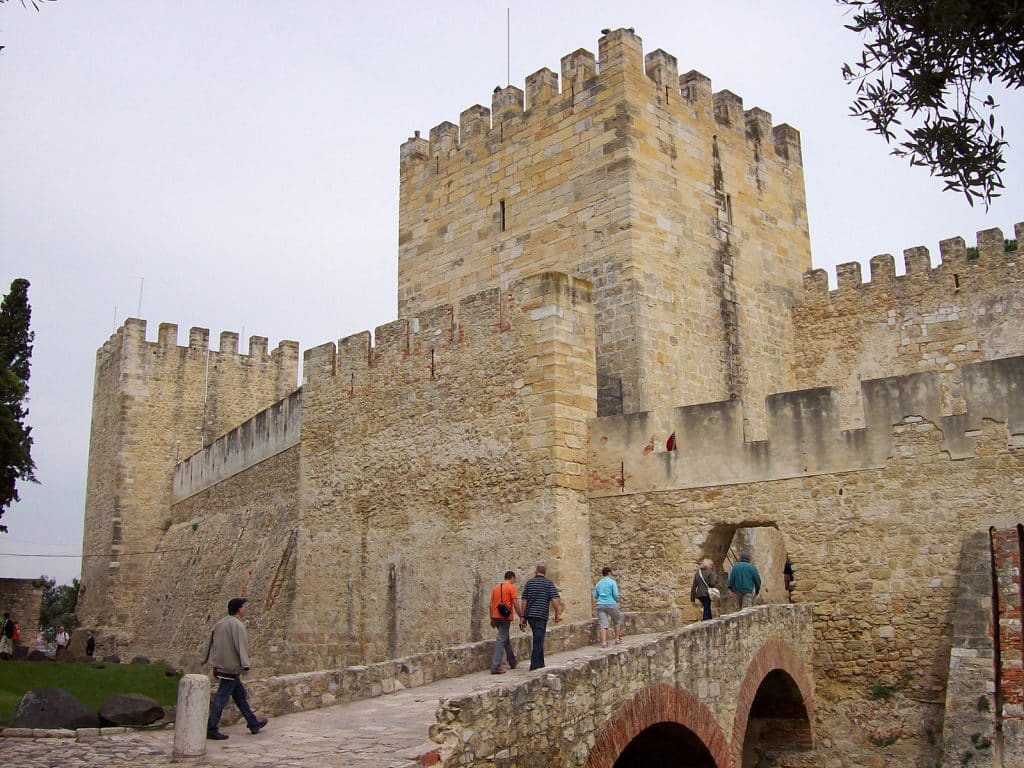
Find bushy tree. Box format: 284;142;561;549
841;0;1024;207
0;278;36;532
35;575;79;641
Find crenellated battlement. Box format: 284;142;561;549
399;28;800;172
801;222;1023;302
96;318;299;369
303;283;514;387
590;355;1024;497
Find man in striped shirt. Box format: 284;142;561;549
519;564;563;670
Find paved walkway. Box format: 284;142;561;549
0;634;662;768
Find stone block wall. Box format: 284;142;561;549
77;318;298;654
589;357;1024;760
794;225;1024;431
943;531;999;768
0;578;42;646
286;273;596;670
106;445;302;671
993;526;1023;765
398;29;809;426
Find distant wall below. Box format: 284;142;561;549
0;578;43;646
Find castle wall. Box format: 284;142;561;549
172;389;302;503
117;445;301;671
0;578;42;647
992;526;1024;764
287;272;596;670
794;224;1024;429
397;29;808;422
588;358;1024;761
77;319;298;651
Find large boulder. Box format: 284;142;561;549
98;693;164;726
130;655;150;665
26;649;49;662
11;687;100;729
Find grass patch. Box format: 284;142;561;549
0;660;180;727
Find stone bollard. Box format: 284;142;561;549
172;674;210;757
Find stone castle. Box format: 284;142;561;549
77;29;1023;765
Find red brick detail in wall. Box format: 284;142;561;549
991;528;1024;719
584;682;731;768
730;640;816;766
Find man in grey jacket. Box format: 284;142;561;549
205;597;268;740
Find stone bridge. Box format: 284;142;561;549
431;604;815;768
2;606;815;768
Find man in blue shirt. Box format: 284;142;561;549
592;566;622;648
727;552;762;610
519;564;562;670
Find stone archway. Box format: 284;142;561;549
731;640;816;767
585;682;731;768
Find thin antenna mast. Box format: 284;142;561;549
137;277;144;317
506;7;510;85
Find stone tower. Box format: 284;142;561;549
77;320;297;651
398;28;810;429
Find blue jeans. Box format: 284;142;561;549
207;676;260;733
491;619;516;671
699;596;712;621
527;618;548;670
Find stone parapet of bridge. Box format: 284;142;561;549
214;611;678;726
431;604;815;768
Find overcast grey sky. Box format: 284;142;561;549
2;1;1022;585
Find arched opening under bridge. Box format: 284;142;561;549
613;721;717;767
740;668;813;766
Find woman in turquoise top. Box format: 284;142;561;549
593;566;622;648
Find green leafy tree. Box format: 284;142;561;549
840;0;1024;207
0;278;36;532
35;575;79;641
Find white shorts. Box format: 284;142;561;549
596;604;621;629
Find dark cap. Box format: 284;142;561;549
228;597;248;614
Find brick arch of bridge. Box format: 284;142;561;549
731;639;816;766
584;681;732;768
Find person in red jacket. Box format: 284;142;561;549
489;571;523;674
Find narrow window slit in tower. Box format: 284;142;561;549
726;194;733;224
436;156;439;172
665;85;670;103
350;372;355;396
954;274;960;289
430;348;435;379
500;199;506;232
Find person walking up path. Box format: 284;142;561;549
727;552;761;610
488;571;522;674
690;558;718;621
204;597;269;740
592;567;622;647
519;564;562;671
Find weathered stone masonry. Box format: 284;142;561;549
76;27;1024;767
